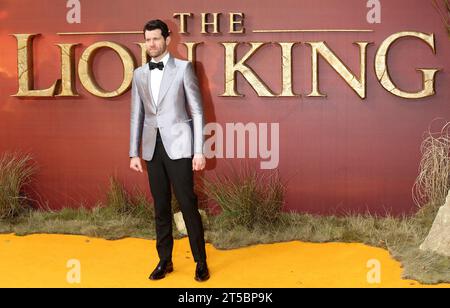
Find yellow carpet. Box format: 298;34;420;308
0;233;448;288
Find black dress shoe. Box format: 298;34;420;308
149;260;173;280
195;261;210;282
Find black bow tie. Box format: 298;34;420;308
149;61;164;70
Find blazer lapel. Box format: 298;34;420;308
144;66;157;110
157;55;177;107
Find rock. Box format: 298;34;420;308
174;210;209;236
419;189;450;257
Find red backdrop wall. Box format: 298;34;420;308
0;0;449;215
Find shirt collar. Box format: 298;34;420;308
151;51;170;65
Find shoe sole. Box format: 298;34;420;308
195;274;210;282
149;266;174;280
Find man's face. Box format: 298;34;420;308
144;29;170;59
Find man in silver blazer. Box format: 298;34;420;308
129;19;209;282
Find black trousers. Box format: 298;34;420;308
145;129;206;263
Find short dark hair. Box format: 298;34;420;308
143;19;170;39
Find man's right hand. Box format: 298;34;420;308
130;157;144;173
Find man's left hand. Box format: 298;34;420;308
192;154;206;171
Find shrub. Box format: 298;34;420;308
0;152;36;220
203;163;285;230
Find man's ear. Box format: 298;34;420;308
166;36;171;46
